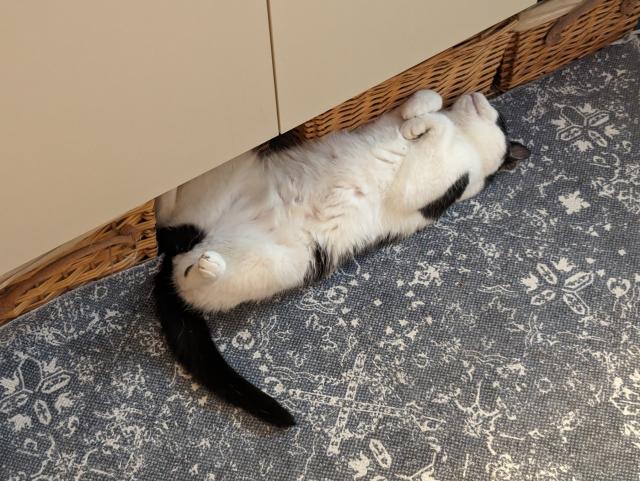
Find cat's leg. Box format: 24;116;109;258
386;113;456;212
400;90;443;120
369;133;411;193
178;238;310;311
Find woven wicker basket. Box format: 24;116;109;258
297;19;516;140
0;201;157;324
498;0;640;91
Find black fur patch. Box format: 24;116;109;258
254;129;304;159
484;172;498;186
496;111;509;137
156;224;207;256
371;233;402;250
419;173;470;219
355;233;403;259
304;242;333;283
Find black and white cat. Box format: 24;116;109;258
153;90;530;427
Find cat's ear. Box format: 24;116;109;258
507;142;530;161
500;142;531;170
500;142;530;171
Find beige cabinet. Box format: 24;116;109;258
1;1;537;277
269;0;534;132
0;1;278;274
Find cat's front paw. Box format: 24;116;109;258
401;117;430;140
197;251;226;281
401;90;443;120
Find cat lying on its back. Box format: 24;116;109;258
154;90;530;427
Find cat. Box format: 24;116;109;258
153;89;530;427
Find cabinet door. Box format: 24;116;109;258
269;0;534;132
0;1;278;274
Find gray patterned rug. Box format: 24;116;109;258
2;37;639;481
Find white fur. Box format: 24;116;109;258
157;90;508;312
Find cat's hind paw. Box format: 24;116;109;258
197;251;226;281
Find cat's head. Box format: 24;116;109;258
446;92;530;176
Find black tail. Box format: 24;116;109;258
154;226;295;428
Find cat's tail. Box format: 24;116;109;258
153;255;296;428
